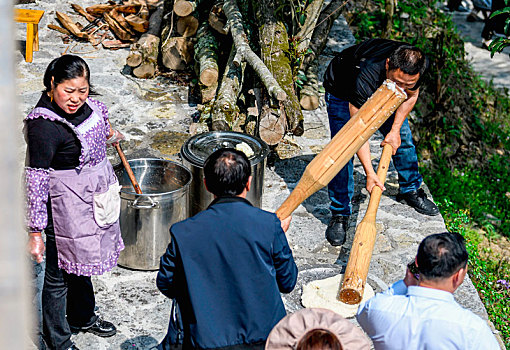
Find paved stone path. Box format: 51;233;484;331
15;2;504;348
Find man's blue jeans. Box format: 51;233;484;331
325;92;423;216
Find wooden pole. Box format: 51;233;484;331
338;144;393;305
275;80;406;220
115;144;143;195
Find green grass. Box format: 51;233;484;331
441;201;510;348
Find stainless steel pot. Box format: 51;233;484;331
181;131;269;215
115;158;192;270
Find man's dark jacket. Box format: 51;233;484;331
156;196;298;349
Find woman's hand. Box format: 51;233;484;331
28;232;45;263
106;129;125;147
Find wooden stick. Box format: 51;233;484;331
275;80;406;220
338;144;393;304
115;144;142;194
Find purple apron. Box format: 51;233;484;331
28;100;124;276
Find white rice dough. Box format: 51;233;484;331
301;274;375;318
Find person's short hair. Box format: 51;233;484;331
43;55;95;93
203;148;251;197
388;45;427;76
417;232;469;280
297;328;343;350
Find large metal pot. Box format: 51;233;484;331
181;131;269;215
115;158;192;270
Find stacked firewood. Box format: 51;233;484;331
49;0;347;146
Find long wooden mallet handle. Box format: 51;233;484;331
115;143;143;194
108;121;142;194
275;80;406;220
338;144;393;304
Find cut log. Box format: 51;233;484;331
276;81;407;220
48;24;71;36
200;81;218;104
131;0;165;78
223;0;287;102
137;0;150;20
194;21;219;87
209;3;227;35
211;47;246;130
259;105;286;146
125;14;149;32
55;11;90;40
174;0;197;17
299;60;320;110
257;1;304;135
85;4;115;16
177;14;199;37
161;37;194;70
71;3;97;22
104;12;134;41
109;8;135;35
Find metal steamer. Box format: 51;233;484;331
115;158;192;270
181;131;270;216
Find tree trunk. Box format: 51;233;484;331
223;0;287;102
257;1;304;136
161;36;194;70
194;21;219;87
301;0;345;72
177;14;199;37
382;0;395;39
129;0;165;78
211;46;246;131
295;0;324;53
299;59;320;110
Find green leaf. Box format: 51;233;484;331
299;13;306;26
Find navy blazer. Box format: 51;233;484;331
157;196;298;349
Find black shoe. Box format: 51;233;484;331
70;317;117;337
325;215;349;246
397;188;440;216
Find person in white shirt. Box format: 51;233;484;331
357;231;500;350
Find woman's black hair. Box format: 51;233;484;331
43;55;96;94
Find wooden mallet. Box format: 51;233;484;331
338;144;393;304
275;80;406;220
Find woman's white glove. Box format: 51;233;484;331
106;129;125;146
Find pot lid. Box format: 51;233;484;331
181;131;269;167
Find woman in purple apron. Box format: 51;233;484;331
25;55;125;350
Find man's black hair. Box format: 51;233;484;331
204;148;251;197
388;45;427;76
416;232;469;280
43;55;96;94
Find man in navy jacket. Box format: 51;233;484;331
156;148;298;349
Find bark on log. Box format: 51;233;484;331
301;0;345;72
125;14;149;33
257;1;304;136
104;12;134;41
48;24;71;36
295;0;324;53
177;14;199;37
194;21;219;87
131;0;165;78
299;59;320;110
382;0;395;39
161;37;194;70
138;0;150;20
71;3;97;22
223;0;287;102
211;47;246;131
209;3;227;35
86;4;116;16
56;11;90;40
174;0;197;17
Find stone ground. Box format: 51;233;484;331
15;1;506;349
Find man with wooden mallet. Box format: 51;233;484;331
322;38;439;247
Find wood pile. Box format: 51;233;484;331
48;0;347;146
